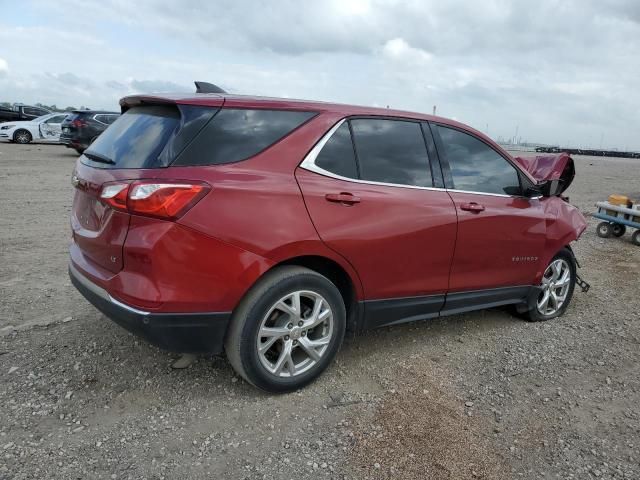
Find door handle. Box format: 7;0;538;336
325;193;361;205
460;202;485;212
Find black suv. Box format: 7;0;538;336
60;110;119;154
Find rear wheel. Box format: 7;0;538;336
225;266;346;393
522;249;576;322
596;222;612;238
612;224;626;237
632;230;640;246
13;129;32;144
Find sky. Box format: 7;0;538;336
1;0;639;150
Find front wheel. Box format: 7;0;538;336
225;266;346;393
522;249;576;322
13;129;33;144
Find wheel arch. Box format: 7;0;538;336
266;254;363;332
535;242;578;284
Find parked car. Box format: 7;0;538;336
0;112;69;144
69;89;587;392
0;104;52;123
60;110;119;154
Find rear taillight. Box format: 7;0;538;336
72;119;87;128
100;182;129;210
99;181;210;220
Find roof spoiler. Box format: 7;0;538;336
194;81;227;94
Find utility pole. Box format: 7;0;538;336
432;105;436;116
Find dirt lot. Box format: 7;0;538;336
1;143;639;480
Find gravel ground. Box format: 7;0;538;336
1;143;639;480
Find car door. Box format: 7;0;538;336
40;115;66;140
432;123;546;298
296;117;457;328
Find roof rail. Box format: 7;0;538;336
194;81;227;94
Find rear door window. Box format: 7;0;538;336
173;109;316;166
314;123;358;179
436;125;520;195
350;119;433;187
83;106;179;169
45;115;67;124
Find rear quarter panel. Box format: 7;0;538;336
175;111;365;299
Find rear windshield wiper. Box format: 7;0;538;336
83;151;116;165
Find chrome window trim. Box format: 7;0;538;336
445;188;512;198
299;118;444;193
299;118;534;199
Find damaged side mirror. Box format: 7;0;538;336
518;172;545;198
524;184;544;198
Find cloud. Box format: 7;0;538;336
0;58;8;76
130;80;190;93
381;38;432;64
3;0;640;149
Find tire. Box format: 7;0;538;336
596;222;612;238
522;249;576;322
612;224;626;237
225;266;346;393
13;129;32;144
632;230;640;246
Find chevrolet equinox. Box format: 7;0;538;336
69;85;587;392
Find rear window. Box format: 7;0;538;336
173;109;316;166
84;106;179;169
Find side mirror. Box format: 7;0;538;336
524;184;543;198
503;185;522;196
518;171;545;198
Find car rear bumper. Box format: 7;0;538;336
69;262;231;354
60;137;86;149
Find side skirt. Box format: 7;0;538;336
360;286;533;330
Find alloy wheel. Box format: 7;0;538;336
537;258;571;316
15;131;31;144
256;290;334;378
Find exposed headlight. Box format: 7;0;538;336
0;125;14;130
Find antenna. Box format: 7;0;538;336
194;81;227;94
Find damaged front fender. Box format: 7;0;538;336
534;197;587;283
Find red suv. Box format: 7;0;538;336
69;88;587;392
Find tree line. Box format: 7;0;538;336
0;102;91;111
